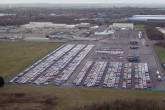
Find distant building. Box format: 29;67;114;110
128;15;165;23
94;30;114;36
21;22;76;34
75;23;90;29
21;22;75;29
112;23;134;30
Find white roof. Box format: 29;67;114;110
113;23;134;27
21;22;75;29
95;30;114;35
129;15;165;21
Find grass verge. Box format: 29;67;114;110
154;45;165;64
0;41;61;80
135;24;145;31
1;85;165;110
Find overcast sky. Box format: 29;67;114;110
0;0;165;4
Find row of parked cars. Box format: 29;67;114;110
55;45;94;84
103;62;122;88
33;44;85;85
122;63;132;89
128;56;140;63
83;61;107;87
122;63;151;89
96;49;124;55
10;44;75;84
73;61;93;86
11;44;94;85
134;63;151;89
73;61;151;89
130;40;139;50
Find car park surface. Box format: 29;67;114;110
10;29;165;90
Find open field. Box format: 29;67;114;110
76;99;165;110
1;85;165;110
155;45;165;64
0;41;61;80
0;91;57;110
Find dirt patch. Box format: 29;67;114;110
74;99;165;110
0;93;57;110
145;25;165;40
155;41;165;49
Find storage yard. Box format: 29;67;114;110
9;26;165;90
1;7;165;110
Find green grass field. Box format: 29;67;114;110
1;85;165;110
135;24;145;30
0;41;165;110
155;45;165;64
0;41;61;80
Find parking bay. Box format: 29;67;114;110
10;30;163;90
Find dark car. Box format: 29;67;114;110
127;56;140;62
130;41;138;45
130;46;139;49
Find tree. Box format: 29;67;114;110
0;76;4;87
145;25;165;40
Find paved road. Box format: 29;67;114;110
143;31;165;89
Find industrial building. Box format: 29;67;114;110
21;22;76;29
111;23;134;30
128;15;165;23
75;23;90;29
94;30;114;36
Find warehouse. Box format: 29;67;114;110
21;22;76;29
75;23;90;29
128;15;165;23
112;23;134;30
94;30;114;36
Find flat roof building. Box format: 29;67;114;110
112;23;134;30
94;30;114;36
128;15;165;23
21;22;76;29
75;23;90;29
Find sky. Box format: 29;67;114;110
0;0;165;4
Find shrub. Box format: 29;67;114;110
0;76;5;87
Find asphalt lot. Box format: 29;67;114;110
10;29;165;90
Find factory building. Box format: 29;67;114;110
75;23;90;29
94;30;114;36
112;23;134;30
21;22;76;29
128;15;165;23
20;22;76;35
